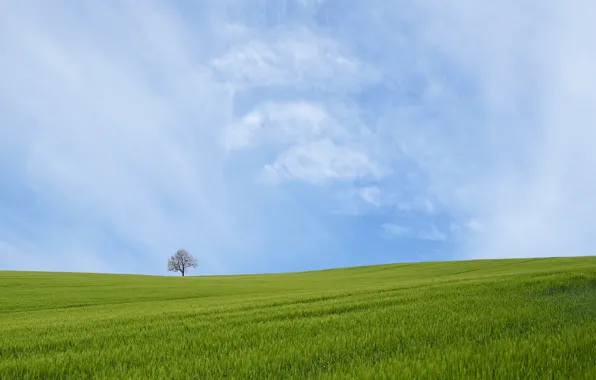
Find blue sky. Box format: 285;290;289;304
1;1;595;275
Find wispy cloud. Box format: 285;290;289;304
225;101;341;150
417;226;447;242
226;99;383;185
389;1;596;259
1;0;594;275
356;186;382;207
381;223;411;238
381;223;446;242
211;26;379;91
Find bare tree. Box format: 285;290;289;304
167;249;198;276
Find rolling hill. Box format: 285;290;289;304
1;257;596;379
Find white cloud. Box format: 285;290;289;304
329;186;386;215
224;101;340;150
357;186;381;206
393;197;437;214
372;1;596;259
4;0;594;274
465;219;482;233
263;138;381;184
226;99;382;186
211;27;379;90
216;21;385;190
0;13;239;272
417;225;447;242
381;223;447;242
381;223;411;237
0;2;347;274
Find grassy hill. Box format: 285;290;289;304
1;257;596;379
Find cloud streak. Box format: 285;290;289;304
1;0;595;275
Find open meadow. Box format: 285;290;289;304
1;257;596;379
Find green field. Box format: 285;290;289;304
1;257;596;379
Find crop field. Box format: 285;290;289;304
1;257;596;379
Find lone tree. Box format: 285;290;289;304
168;249;198;276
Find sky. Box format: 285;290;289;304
1;0;595;275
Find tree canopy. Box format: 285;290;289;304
167;249;198;276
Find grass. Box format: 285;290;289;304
1;257;596;379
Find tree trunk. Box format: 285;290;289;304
181;269;185;276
